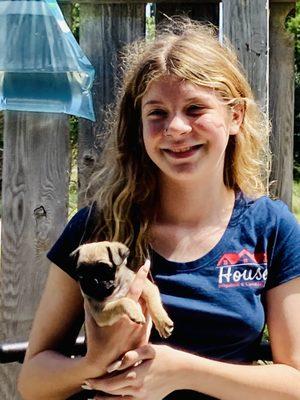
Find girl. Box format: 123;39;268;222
18;18;300;400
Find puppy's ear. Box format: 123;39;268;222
70;246;81;263
107;243;130;266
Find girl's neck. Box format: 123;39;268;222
155;177;236;228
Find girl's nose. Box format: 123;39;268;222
164;114;192;137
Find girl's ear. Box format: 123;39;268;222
229;103;245;136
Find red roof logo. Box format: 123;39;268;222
217;249;267;267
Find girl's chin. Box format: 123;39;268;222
158;165;204;182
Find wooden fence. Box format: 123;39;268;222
0;1;296;398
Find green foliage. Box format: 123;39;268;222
146;16;155;41
287;4;300;88
286;5;300;173
293;179;300;221
68;145;78;219
68;4;80;217
72;3;80;42
286;6;300;48
69;115;78;149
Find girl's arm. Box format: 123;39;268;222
17;262;150;400
18;264;89;400
87;277;300;400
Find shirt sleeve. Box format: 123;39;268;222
266;201;300;290
47;206;92;280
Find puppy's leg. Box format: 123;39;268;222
141;279;174;338
90;298;146;327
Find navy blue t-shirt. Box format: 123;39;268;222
47;192;300;400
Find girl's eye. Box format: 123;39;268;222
148;109;167;117
187;105;205;114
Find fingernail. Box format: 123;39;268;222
82;381;92;390
143;259;150;272
107;359;122;373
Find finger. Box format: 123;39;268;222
126;259;150;302
118;345;155;371
86;369;140;393
107;344;155;372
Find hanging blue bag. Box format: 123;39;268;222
0;0;95;121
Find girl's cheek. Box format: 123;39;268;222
143;120;165;137
195;114;227;132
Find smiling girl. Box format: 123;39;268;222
18;18;300;400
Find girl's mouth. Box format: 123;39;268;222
163;144;203;159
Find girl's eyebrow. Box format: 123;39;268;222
185;95;212;103
142;100;164;107
142;93;213;108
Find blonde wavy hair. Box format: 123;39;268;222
86;18;271;267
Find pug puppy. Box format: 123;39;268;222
71;241;174;339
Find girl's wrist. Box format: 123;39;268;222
163;346;197;392
168;347;207;393
79;354;107;380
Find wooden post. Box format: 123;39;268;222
78;3;145;206
0;113;70;399
0;5;72;399
269;3;295;206
223;0;295;206
222;0;269;111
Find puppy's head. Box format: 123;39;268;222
71;241;130;302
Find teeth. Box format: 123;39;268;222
170;146;192;153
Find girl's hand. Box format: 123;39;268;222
85;344;182;399
83;261;152;378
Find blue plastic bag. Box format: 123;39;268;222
0;0;95;121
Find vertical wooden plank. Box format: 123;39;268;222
78;3;145;206
0;112;3;211
222;0;269;111
0;113;70;400
0;5;72;399
269;3;295;206
155;3;219;26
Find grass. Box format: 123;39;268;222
68;146;79;220
292;180;300;221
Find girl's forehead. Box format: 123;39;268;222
141;76;218;105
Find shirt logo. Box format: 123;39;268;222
217;249;268;288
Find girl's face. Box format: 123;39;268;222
141;76;242;185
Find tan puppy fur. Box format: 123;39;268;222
72;241;174;339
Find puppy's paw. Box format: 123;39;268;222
125;301;146;325
154;316;174;339
128;308;146;325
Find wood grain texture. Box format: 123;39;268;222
222;0;269;110
155;2;219;25
0;113;3;197
0;3;72;398
0;112;70;399
269;3;294;206
78;3;145;206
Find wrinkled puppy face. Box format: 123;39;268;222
72;241;130;302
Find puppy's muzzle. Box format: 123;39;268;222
76;262;116;301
